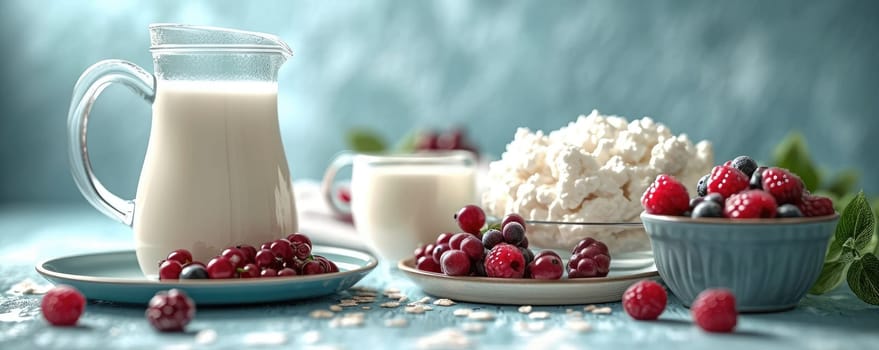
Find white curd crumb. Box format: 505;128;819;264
7;279;51;295
584;305;597;312
329;305;343;312
405;305;427;314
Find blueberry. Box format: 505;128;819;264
689;197;705;210
519;247;534;266
731;156;759;178
696;174;710;197
482;229;504;250
179;265;209;279
692;201;723;218
704;193;724;205
750;166;768;189
777;204;803;218
502;222;525;245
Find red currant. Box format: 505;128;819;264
239;263;260;278
221;247;247;269
236;245;257;264
455;205;486;234
277;267;298;277
158;260;183;280
440;249;471;276
206;256;235;279
166;249;193;265
528;255;563;280
416;256;442;273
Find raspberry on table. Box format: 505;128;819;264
724;190;778;218
622;280;667;320
41;285;86;326
707;165;750;199
641;174;690;216
691;289;737;333
146;289;196;332
797;194;835;217
484;243;526;278
761;167;804;204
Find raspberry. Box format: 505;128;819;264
622;280;667;320
41;285;86;326
641;175;690;215
761;167;804;204
691;289;737;333
724;190;777;218
146;289;196;332
707;166;750;199
484;243;525;278
797;194;835;217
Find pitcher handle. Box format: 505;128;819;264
321;152;355;217
67;59;156;226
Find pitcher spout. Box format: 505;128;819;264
149;23;292;57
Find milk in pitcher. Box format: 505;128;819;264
133;80;297;275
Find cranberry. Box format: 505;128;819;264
449;232;475;250
440;250;471;276
459;236;485;261
158;260;183;280
255;249;278;269
416;256;442;273
41;285;85;326
146;289;195;332
528;255;563;280
432;243;451;264
534;250;560;261
270;239;294;263
221;247;247;269
166;249;193;265
302;260;326;275
502;222;525;246
277;267;298;277
239;263;260;278
286;233;313;249
206;256;235;279
455;205;486;235
260;268;278;277
435;232;453;245
236;244;257;264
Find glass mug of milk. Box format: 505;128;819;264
322;151;477;262
66;24;298;278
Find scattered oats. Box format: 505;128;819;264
386;293;405;300
383;288;401;297
243;332;287;346
416;328;471;349
397;296;409;303
351;286;378;293
433;299;456;306
338;301;358;307
347;312;366;318
513;321;546;333
518;305;533;314
422;305;434;311
453;308;473;317
355;291;378;297
361;306;371;310
417;296;432;304
309;310;335;319
459;322;485;333
384;287;401;293
528;311;550;320
591;307;612;315
329;305;343;312
584;305;597;312
353;296;376;303
7;279;51;295
302;330;321;344
329;313;365;328
339;299;357;304
467;311;495;321
195;329;217;345
380;302;401;308
405;305;427;314
566;311;583;318
384;318;409;328
566;320;592;333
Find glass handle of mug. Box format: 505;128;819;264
67;59;156;226
321;152;355;217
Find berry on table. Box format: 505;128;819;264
416;256;442;273
481;229;503;250
166;249;193;265
484;243;526;278
41;285;86;326
179;264;209;279
730;156;759;178
761;167;804;204
707;165;750;199
641;174;690;216
692;201;723;218
724;190;777;219
797;194;835;217
777;204;804;218
158;260;183;280
440;249;472;276
502;222;526;245
528;255;563;280
622;280;667;320
749;166;768;189
691;289;737;333
146;289;195;332
455;205;486;235
206;256;235;279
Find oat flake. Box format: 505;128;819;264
329;305;343;312
566;320;592;333
591;307;612;315
309;310;335;319
384;318;409;328
380;302;400;308
433;298;456;306
467;311;495;321
453;309;473;317
459;322;486;333
528;311;550;320
405;305;427;314
518;305;533;314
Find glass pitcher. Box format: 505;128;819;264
67;24;298;278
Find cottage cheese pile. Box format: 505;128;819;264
481;110;713;252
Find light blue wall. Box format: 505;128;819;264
1;0;877;203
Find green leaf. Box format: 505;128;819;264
847;253;879;305
873;198;879;256
834;192;875;253
346;129;387;153
773;131;820;192
395;130;420;153
809;260;849;295
825;169;860;199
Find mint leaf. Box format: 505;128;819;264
825;169;859;200
809;260;849;295
773;132;820;191
847;253;879;305
346;129;387;153
834;192;875;253
395;130;419;153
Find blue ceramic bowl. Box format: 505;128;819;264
640;212;839;312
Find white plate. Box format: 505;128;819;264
398;258;659;305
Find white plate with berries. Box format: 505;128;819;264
36;245;377;305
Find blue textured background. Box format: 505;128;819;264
1;0;877;203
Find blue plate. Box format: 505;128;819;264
35;246;378;305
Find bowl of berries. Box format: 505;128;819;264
639;156;839;312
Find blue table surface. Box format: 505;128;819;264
1;204;877;350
